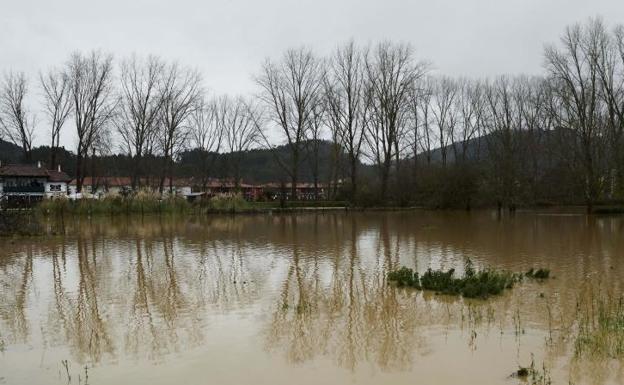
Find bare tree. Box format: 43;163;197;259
217;95;260;190
158;63;201;194
307;103;324;200
324;41;367;201
117;55;165;189
454;79;485;162
545;21;608;211
190;96;222;191
0;71;35;161
40;68;72;168
408;77;434;166
589;19;624;197
431;76;458;166
483;76;526;210
256;47;324;200
363;42;428;200
66;51;116;193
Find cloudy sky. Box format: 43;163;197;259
1;0;622;148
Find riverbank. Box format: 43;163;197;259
5;193;624;220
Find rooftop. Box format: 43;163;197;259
0;164;71;182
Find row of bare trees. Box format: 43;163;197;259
1;18;623;208
0;53;261;194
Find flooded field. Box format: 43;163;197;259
1;210;623;384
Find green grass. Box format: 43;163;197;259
388;259;538;299
35;194;349;217
387;267;421;288
0;211;45;236
36;195;192;216
575;295;624;358
526;268;550;279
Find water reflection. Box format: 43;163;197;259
0;211;624;384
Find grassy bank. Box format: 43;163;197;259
0;211;45;236
34;193;351;216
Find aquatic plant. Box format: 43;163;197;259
512;355;552;385
0;211;44;236
526;268;550;280
387;259;542;299
575;295;624;358
387;266;421;288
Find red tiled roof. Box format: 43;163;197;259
70;176;195;188
47;170;72;182
0;164;71;182
0;164;49;177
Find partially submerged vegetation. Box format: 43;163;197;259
511;356;552;385
36;193;192;216
388;260;550;299
33;192;348;217
525;268;550;280
0;211;44;236
575;294;624;358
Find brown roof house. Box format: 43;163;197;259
0;161;71;206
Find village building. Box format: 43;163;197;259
0;162;71;207
68;176;196;199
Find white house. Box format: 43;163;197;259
0;162;71;207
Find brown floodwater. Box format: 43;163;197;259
1;210;624;384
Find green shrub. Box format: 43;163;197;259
387;266;421;288
526;268;550;279
36;193;193;216
388;259;522;299
207;194;250;212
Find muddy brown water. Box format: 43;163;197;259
1;210;623;384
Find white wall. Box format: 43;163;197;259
45;182;67;198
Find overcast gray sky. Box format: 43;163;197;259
1;0;623;148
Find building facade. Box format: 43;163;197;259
0;163;71;207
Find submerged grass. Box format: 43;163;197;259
0;211;45;236
388;259;549;299
36;193;192;216
526;268;551;279
575;294;624;358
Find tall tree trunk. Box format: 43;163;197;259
350;156;357;202
76;152;84;193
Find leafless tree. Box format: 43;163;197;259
158;63;202;194
66;51;117;193
544;21;608;211
190;96;222;191
408;77;434;166
0;71;35;161
454;79;485;162
483;76;526;209
324;41;367;200
40;68;72;168
117;55;165;189
307;103;324;200
431;76;458;166
256;47;325;199
217;95;260;190
589;19;624;197
363;42;428;200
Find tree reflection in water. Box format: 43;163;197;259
264;215;427;371
1;212;624;385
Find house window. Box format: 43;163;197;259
49;184;62;192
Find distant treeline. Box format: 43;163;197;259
1;17;624;210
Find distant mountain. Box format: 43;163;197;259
177;140;362;183
416;128;573;167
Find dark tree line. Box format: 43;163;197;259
2;18;624;210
